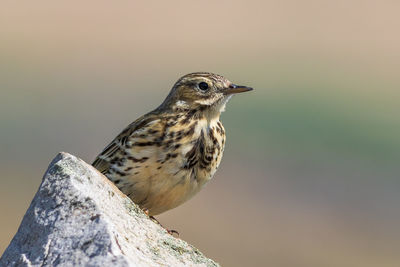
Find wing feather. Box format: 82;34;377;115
92;111;161;174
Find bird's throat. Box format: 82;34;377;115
202;95;231;124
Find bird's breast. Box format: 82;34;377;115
141;116;226;214
156;116;226;184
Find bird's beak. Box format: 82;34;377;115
223;84;253;95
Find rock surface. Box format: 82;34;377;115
0;152;219;267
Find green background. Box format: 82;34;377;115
1;1;399;266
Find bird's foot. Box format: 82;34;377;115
166;229;180;236
149;216;180;237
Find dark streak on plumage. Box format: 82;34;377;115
110;166;127;177
185;123;196;137
209;129;218;145
180;109;197;125
133;141;155;147
147;129;159;134
173;144;181;150
128;156;149;163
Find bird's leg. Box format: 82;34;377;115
143;209;150;216
143;209;179;235
149;216;180;237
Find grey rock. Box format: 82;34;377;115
0;152;219;267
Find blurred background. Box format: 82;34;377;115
1;1;399;266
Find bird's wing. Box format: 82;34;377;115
92;112;162;174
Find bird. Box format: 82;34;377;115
92;72;252;218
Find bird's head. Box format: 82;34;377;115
160;72;253;117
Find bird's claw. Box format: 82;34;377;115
149;215;180;237
167;229;180;237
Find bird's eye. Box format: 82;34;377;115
198;82;209;91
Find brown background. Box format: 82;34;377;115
1;1;399;266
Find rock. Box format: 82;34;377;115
0;152;219;267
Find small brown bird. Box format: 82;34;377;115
92;72;252;216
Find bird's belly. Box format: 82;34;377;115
143;170;202;215
120;144;222;215
123;158;212;215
